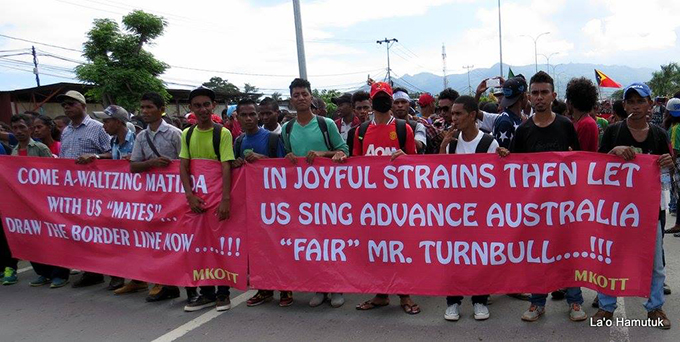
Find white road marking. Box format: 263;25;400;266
151;290;256;342
609;297;630;342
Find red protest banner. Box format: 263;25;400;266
246;153;659;297
0;156;247;289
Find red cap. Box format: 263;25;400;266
418;93;435;106
370;82;393;99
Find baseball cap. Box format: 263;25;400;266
370;82;393;99
94;105;130;123
418;93;435;107
331;93;352;105
623;83;652;100
56;90;87;104
667;98;680;117
499;77;528;108
188;87;216;102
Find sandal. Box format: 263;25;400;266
356;299;389;310
401;303;421;315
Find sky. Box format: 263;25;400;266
1;0;679;96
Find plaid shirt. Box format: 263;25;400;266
59;115;111;159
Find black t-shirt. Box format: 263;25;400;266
599;121;670;156
510;114;580;153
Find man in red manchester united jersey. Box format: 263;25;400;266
354;82;420;315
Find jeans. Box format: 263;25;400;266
199;286;230;300
530;288;583;307
447;295;489;306
598;221;665;313
31;262;70;280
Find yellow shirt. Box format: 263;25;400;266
179;126;235;162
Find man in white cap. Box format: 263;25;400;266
57;90;111;289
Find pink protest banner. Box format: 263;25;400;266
247;153;660;297
0;156;247;289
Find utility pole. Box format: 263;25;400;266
292;0;307;79
463;65;474;95
31;45;40;86
442;43;448;90
498;0;503;78
377;38;398;86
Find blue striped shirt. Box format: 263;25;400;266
59;115;111;159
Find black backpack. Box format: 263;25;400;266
447;132;495;154
284;115;333;151
234;132;281;159
185;123;223;160
356;119;409;154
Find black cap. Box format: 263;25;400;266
188;87;216;102
331;93;352;105
500;77;528;108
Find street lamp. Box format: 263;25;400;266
521;32;550;73
539;52;559;76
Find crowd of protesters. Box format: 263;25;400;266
0;71;678;329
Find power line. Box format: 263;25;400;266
0;34;81;52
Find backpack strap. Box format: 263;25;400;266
233;134;245;159
357;121;372;154
284;120;294;152
448;136;458;154
212;123;222;161
346;125;357;156
185;125;196;159
316;116;333;151
395;119;408;152
475;133;495;153
268;132;281;158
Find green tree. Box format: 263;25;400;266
203;76;240;98
312;89;341;116
610;89;624;100
76;10;169;112
243;83;261;101
648;63;680;97
270;92;282;101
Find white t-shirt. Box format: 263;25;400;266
446;130;500;154
477;111;501;133
414;122;427;147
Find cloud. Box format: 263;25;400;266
581;0;680;56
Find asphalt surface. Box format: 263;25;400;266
2;214;680;342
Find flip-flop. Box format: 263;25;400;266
356;300;389;310
401;303;421;315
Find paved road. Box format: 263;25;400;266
2;215;680;342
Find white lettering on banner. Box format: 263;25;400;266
504;162;578;188
70;225;130;246
4;217;42;235
587;162;640;187
261;203;291;225
383;164;496;189
486;201;639;228
47;196;82;215
17;168;60;185
367;240;409;263
420;240;556;265
293;239;347;261
293;166;376;190
360;203;478;227
298;203;352;226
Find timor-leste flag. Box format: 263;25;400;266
595;69;622;88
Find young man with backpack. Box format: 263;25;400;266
391;87;434;154
179;87;235;313
439;96;498;321
230;99;290;307
592;83;674;329
281;78;348;308
354;82;420;315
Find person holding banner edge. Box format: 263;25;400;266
179;87;235;312
592;82;674;329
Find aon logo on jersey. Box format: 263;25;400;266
365;144;397;156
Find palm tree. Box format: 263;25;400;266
648;63;680;97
